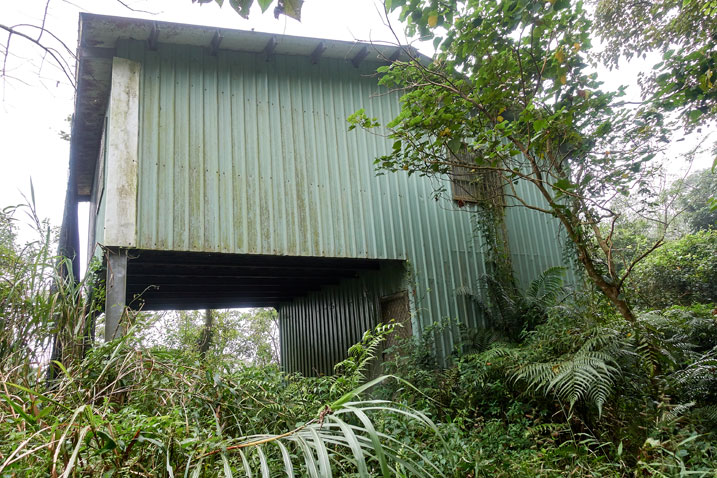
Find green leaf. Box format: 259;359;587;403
533;118;548;132
282;0;304;20
229;0;252;18
3;394;36;425
447;135;462;152
329;416;369;477
257;0;272;12
688;109;703;122
96;431;117;454
274;441;295;478
347;408;392;478
221;453;234;478
553;178;574;191
330;375;394;411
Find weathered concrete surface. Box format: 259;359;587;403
104;57;139;247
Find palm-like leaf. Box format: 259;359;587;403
196;400;446;478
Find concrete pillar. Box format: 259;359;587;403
105;249;128;341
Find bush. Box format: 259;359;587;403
630;230;717;307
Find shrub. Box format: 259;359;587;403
630;230;717;307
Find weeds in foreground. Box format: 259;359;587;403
0;325;448;477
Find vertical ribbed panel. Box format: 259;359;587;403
503;179;577;289
116;39;572;368
278;262;406;376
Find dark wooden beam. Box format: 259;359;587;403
388;47;402;63
148;22;160;51
310;42;326;64
128;261;378;272
263;36;278;61
351;46;369;68
210;30;223;56
136;300;282;311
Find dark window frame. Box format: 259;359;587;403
449;150;504;206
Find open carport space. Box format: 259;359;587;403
121;249;385;310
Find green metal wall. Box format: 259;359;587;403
113;39;571;368
504;181;575;290
278;261;409;376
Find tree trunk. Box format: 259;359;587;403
575;243;636;322
197;309;214;358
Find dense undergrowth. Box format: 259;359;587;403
1;204;716;476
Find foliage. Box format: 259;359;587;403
674;168;717;233
593;0;717;129
459;266;567;341
0;329;446;477
379;295;717;476
351;0;675;322
331;321;397;396
0;203;101;377
191;0;304;20
145;307;281;367
629;229;717;307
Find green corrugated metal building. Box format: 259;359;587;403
62;14;571;375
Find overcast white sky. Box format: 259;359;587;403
0;0;712;256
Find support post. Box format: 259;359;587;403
105;249;128;341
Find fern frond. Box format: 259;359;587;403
524;266;566;309
514;345;621;417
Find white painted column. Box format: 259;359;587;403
104;56;140;248
104;57;140;341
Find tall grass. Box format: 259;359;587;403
0;205;448;477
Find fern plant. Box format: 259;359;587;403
458;266;568;341
331;321;396;396
514;327;627;417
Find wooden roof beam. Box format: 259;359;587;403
310;42;326;64
148;22;160;51
351;46;369;68
210;30;223;56
263;36;278;61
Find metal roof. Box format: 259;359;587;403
70;13;417;198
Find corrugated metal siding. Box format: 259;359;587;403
504;180;577;289
93;122;108;253
112;39;571;367
278;262;407;376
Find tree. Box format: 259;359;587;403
593;0;717;130
150;307;280;366
674;168;717;233
193;0;304;20
630;229;717;307
350;0;676;322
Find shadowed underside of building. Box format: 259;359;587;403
61;14;571;375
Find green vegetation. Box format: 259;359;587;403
630;229;716;307
2;193;715;476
